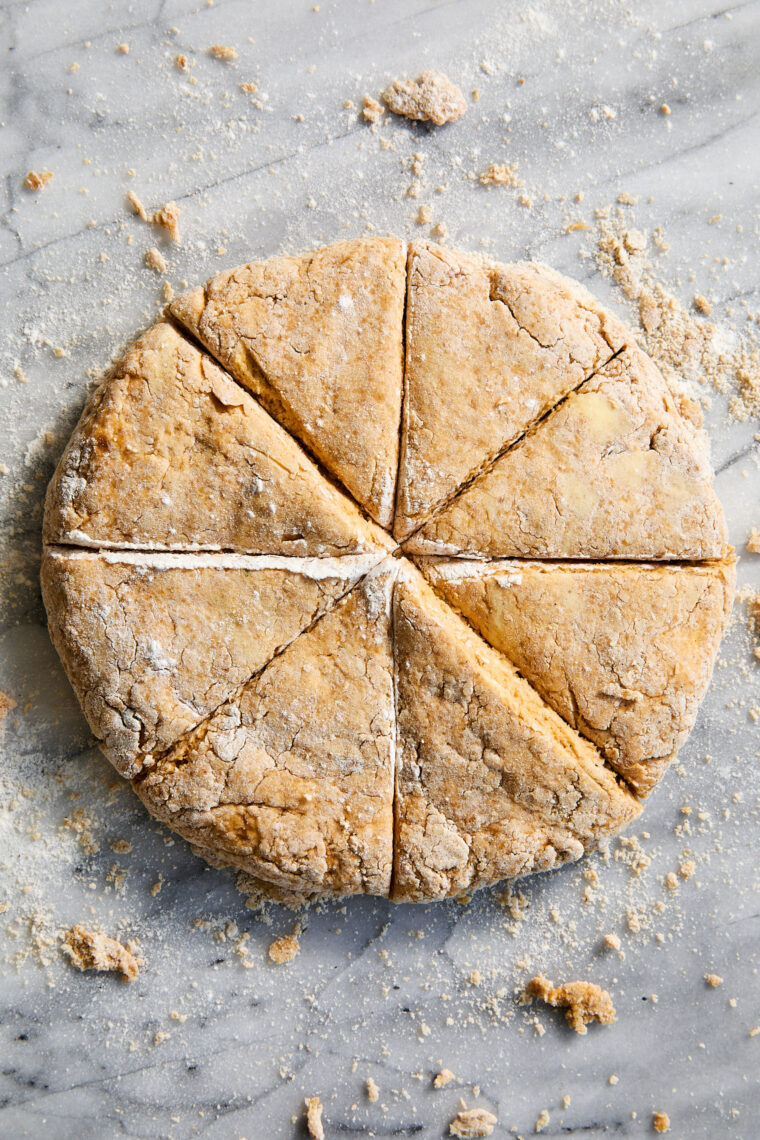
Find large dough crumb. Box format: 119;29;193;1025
653;1110;671;1133
305;1095;325;1139
62;925;141;982
449;1107;497;1137
383;71;467;125
268;932;300;964
525;973;616;1034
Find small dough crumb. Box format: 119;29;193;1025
126;190;147;220
151;201;180;241
604;932;621;950
175;53;191;71
449;1107;497;1137
305;1095;325;1140
434;1068;456;1088
525;974;616;1034
144;247;168;274
653;1110;670;1133
268;932;300;964
705;973;723;988
479;162;523;188
366;1076;379;1102
24;170;53;191
62;925;141;982
207;44;238;61
747;528;760;554
693;294;712;315
535;1107;550;1131
679;860;696;879
362;95;384;123
416;205;432;225
383;71;467;126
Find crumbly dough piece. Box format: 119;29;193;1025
394;243;627;540
525;973;616;1034
42;548;373;777
391;567;640;903
134;565;396;897
170;239;406;527
421;558;735;796
383;71;467;125
408;347;730;559
62;925;141;982
448;1107;497;1137
44;323;388;557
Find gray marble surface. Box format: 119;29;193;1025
1;1;759;1137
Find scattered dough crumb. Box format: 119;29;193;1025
207;44;238;61
604;932;621;950
126;189;147;220
268;931;300;964
434;1068;456;1088
660;103;671;115
479;162;523;188
535;1107;550;1131
693;294;712;315
240;81;257;94
366;1076;379;1102
679;860;696;879
746;529;760;554
305;1095;325;1140
24;170;53;191
525;974;616;1035
665;871;678;891
416;205;432;225
151;201;180;241
449;1107;497;1137
144;247;168;273
383;71;467;126
117;43;129;54
175;53;191;71
62;925;141;982
609;1074;619;1085
705;973;723;988
432;221;448;238
653;1110;671;1133
362;95;384;123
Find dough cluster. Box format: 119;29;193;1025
42;239;734;904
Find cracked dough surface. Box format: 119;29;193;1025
41;239;732;903
394;242;628;540
408;347;729;559
170;238;405;528
420;558;735;797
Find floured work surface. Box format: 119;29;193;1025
42;239;734;904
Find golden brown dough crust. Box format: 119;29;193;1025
420;558;736;796
170;239;405;528
394;243;628;539
42;548;373;777
134;565;397;897
44;322;389;557
407;347;729;559
391;566;640;902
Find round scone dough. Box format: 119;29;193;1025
42;239;734;905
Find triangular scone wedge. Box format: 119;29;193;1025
421;558;736;797
393;243;627;539
170;239;406;527
41;549;376;778
134;563;397;899
391;567;640;903
406;348;730;559
44;323;389;557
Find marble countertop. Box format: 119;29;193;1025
1;1;759;1136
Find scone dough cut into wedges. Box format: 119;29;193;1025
42;548;375;778
170;239;406;528
407;347;730;559
421;559;736;797
135;563;397;898
391;566;640;903
394;242;628;540
44;323;388;557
